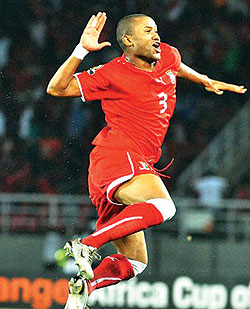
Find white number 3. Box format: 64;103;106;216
157;92;168;114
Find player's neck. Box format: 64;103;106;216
125;54;156;72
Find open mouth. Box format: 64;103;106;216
152;41;161;53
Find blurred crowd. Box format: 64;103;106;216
0;0;249;196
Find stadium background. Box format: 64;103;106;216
0;0;250;308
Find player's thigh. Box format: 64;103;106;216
114;173;172;205
112;231;148;264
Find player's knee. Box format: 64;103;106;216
128;258;147;276
147;197;176;222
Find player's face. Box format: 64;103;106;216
131;17;161;63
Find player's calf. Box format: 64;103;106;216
127;258;147;276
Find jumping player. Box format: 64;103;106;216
47;12;247;309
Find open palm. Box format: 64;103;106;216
80;12;111;52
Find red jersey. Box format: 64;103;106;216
74;43;181;164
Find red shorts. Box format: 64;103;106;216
88;146;159;229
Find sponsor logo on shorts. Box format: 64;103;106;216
138;162;150;170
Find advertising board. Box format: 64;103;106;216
1;275;250;309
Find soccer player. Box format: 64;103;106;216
47;12;247;309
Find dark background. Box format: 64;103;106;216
0;0;249;197
0;1;250;308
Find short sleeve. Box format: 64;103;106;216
159;43;181;73
74;64;110;102
171;46;181;72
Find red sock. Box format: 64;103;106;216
87;254;135;295
82;202;164;249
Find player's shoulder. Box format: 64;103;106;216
83;54;124;84
86;64;106;75
91;54;124;73
105;53;125;67
160;42;181;57
160;42;181;70
84;59;116;79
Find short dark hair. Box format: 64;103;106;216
116;14;148;51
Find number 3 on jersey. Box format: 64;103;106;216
157;92;168;114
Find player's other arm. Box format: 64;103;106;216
177;62;247;95
47;12;111;97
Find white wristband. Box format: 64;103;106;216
72;43;89;60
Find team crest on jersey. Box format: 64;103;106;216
87;64;104;75
138;162;150;170
166;70;176;84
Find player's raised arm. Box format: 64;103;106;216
47;12;111;97
177;62;247;95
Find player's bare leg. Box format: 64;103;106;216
64;173;175;304
110;173;171;271
112;231;148;264
68;173;175;268
114;173;173;204
86;174;173;295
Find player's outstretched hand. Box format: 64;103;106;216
80;12;111;52
204;78;247;95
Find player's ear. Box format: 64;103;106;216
122;35;134;48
